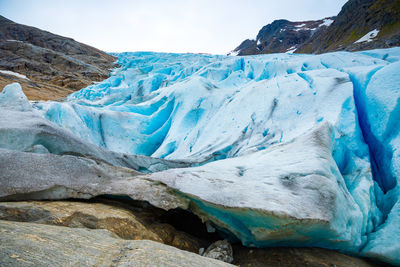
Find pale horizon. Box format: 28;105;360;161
0;0;348;54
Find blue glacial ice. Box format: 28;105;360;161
18;47;400;264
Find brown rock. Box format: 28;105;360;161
0;220;233;267
0;200;202;253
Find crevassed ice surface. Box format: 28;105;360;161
33;48;400;264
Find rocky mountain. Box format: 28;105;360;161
298;0;400;53
0;15;116;100
230;0;400;55
229;17;334;55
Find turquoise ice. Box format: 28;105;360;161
26;48;400;265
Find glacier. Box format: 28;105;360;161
1;47;400;265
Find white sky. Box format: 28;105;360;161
0;0;348;54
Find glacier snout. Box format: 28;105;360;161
1;48;400;265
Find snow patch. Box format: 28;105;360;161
286;46;297;53
320;18;334;27
228;50;239;56
6;39;23;43
355;29;379;43
0;70;29;80
294;27;312;32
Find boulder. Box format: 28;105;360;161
202;240;234;263
0;220;232;267
0;200;202;253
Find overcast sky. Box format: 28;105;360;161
0;0;348;54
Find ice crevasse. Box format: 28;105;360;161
9;48;400;265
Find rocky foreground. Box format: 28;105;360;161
0;200;384;267
0;220;231;267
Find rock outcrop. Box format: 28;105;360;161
0;201;205;253
229;18;334;55
0;220;232;267
0;15;116;100
298;0;400;53
202;240;234;263
230;0;400;55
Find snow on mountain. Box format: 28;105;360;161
355;29;380;43
230;17;335;56
231;0;400;55
5;47;399;265
320;18;334;27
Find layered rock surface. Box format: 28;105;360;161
0;201;205;253
0;201;382;267
0;220;232;267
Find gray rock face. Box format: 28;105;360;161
0;15;116;100
230;0;400;55
231;18;334;55
0;220;233;267
298;0;400;53
202;240;234;264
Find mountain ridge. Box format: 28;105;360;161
230;0;400;55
